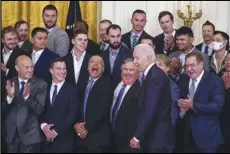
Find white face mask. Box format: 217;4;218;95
213;41;225;51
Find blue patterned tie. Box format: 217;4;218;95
111;84;127;130
204;45;209;55
20;81;26;97
132;35;138;50
83;79;95;121
189;79;196;99
52;85;58;105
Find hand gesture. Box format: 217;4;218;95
74;122;88;139
23;83;30;97
165;34;174;48
170;57;182;74
1;63;8;72
130;138;140;149
6;80;15;98
42;124;57;142
222;72;230;89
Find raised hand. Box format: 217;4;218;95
23;83;30;97
6;80;15;98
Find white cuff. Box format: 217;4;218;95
41;123;48;130
24;94;30;100
180;112;186;118
133;137;140;142
7;95;14;104
5;69;9;76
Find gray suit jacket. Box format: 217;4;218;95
168;47;210;72
2;76;47;145
47;26;69;57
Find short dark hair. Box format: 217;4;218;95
214;30;229;50
185;51;203;64
72;29;88;39
202;20;215;31
158;11;174;22
106;24;121;35
74;20;89;32
14;19;29;29
50;57;66;69
140;35;155;46
1;26;19;39
31;27;48;38
175;26;194;38
99;19;112;25
42;4;58;15
132;9;146;17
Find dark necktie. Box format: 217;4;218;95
52;85;58;105
100;42;106;51
111;84;127;130
83;79;95;121
189;79;196;99
132;35;138;50
205;45;209;55
20;81;26;96
141;73;146;85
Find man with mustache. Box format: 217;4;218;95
42;5;69;57
14;20;33;53
98;19;112;52
110;58;141;153
122;9;154;51
196;21;215;57
101;24;132;90
74;56;113;153
2;55;47;153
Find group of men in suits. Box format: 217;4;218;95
1;4;230;153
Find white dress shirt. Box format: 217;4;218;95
7;77;29;104
201;42;213;56
72;50;86;84
110;81;131;122
2;48;13;76
212;51;228;74
40;80;65;133
180;70;204;118
32;49;44;65
18;41;25;48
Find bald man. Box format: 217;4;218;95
2;55;47;153
74;55;113;153
130;44;174;152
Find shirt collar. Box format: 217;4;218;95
164;29;176;37
144;63;155;77
181;46;195;55
203;42;213;48
47;27;55;33
18;77;29;84
109;47;120;55
131;30;143;38
18;41;25;47
72;50;86;60
52;80;65;88
191;69;204;83
88;76;99;83
2;48;13;55
33;49;44;56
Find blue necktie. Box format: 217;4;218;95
111;84;127;130
132;35;138;50
83;79;95;121
189;79;196;99
204;45;209;55
52;85;58;105
20;81;26;96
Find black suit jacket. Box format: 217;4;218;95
63;51;92;103
76;74;113;148
2;76;47;145
154;31;178;55
122;30;154;50
20;39;33;53
135;64;174;152
112;80;140;150
41;81;78;152
101;45;132;90
69;39;101;55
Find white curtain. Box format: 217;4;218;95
101;1;230;45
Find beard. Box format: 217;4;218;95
109;42;121;49
44;21;56;29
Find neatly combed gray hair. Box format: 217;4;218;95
134;44;156;60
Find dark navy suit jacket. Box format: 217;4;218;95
178;71;225;149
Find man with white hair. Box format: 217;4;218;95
130;44;174;152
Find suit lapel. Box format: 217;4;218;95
126;31;132;49
112;46;123;75
14;78;20;96
52;81;67;107
34;49;47;69
104;49;111;73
